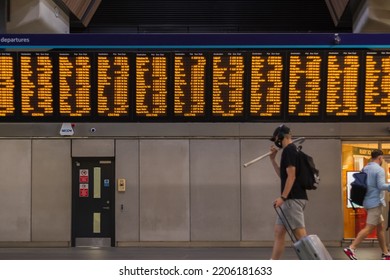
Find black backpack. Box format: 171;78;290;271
297;146;320;190
349;171;368;206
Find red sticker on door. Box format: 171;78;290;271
79;169;89;183
79;184;89;197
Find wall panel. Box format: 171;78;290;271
302;139;343;240
0;140;31;241
190;140;241;241
32;140;71;242
241;139;280;241
115;140;139;242
72;139;114;157
140;140;190;241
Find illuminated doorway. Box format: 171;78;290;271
342;142;390;240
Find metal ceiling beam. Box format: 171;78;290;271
325;0;350;26
55;0;102;27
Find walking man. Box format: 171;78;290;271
269;124;308;260
344;149;390;260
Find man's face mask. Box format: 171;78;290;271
271;124;290;148
274;138;283;148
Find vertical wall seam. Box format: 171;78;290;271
188;139;191;242
239;138;242;242
70;139;73;244
30;139;33;242
114;139;117;245
138;139;141;242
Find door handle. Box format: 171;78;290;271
102;206;110;210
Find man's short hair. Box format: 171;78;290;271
371;149;383;159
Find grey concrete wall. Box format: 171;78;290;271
190;140;241;241
140;140;190;241
0;126;350;246
303;139;343;240
115;140;140;241
0;140;31;241
72;139;115;157
0;122;389;138
241;139;280;241
32;140;71;242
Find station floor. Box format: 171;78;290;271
0;246;386;260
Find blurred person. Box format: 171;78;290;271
343;149;390;260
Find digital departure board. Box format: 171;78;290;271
0;52;15;117
174;53;206;117
20;52;54;117
364;51;390;116
212;53;244;117
97;53;130;117
136;53;168;117
250;52;283;118
4;48;390;122
326;51;360;117
288;51;322;117
58;53;92;117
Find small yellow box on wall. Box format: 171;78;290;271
117;179;126;192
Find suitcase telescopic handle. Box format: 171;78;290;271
274;206;298;243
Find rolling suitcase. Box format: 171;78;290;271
275;206;332;260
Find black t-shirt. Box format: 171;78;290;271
280;143;308;200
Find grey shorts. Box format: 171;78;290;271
276;199;307;230
366;205;384;226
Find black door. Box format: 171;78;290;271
72;158;115;247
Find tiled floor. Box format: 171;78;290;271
0;246;385;260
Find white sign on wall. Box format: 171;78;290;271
60;123;74;136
